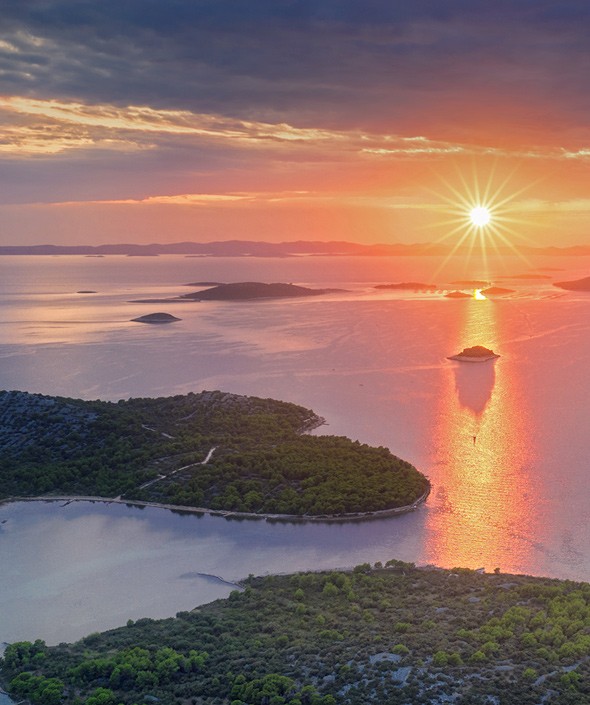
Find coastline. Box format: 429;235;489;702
0;693;15;705
0;486;430;524
447;354;499;362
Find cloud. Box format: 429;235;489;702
517;198;590;212
0;92;587;215
0;94;479;159
1;1;590;245
1;95;582;163
53;193;258;207
23;190;590;219
1;0;590;144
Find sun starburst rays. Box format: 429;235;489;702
425;165;542;278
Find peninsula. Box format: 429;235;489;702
3;562;589;705
0;390;428;518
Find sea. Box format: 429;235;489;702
1;252;590;645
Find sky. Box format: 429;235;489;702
2;0;590;246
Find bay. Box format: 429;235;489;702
2;253;590;644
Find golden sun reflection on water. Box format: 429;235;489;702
425;299;539;573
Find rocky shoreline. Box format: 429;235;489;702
0;486;430;524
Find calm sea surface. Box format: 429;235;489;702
2;253;590;644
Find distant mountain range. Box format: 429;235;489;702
0;240;443;256
1;240;590;257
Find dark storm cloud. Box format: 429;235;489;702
2;0;590;134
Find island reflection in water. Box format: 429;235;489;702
425;299;540;572
453;362;495;416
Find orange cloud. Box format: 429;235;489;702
1;95;575;162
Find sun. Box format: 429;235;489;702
425;164;540;276
469;206;491;228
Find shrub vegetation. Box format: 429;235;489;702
4;563;590;704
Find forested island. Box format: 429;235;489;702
3;562;590;705
181;283;343;301
0;390;428;518
132;283;343;305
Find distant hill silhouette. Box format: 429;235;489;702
0;240;442;257
375;282;438;291
3;240;590;257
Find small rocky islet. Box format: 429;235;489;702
131;312;181;324
480;286;515;296
447;345;500;362
444;291;473;299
